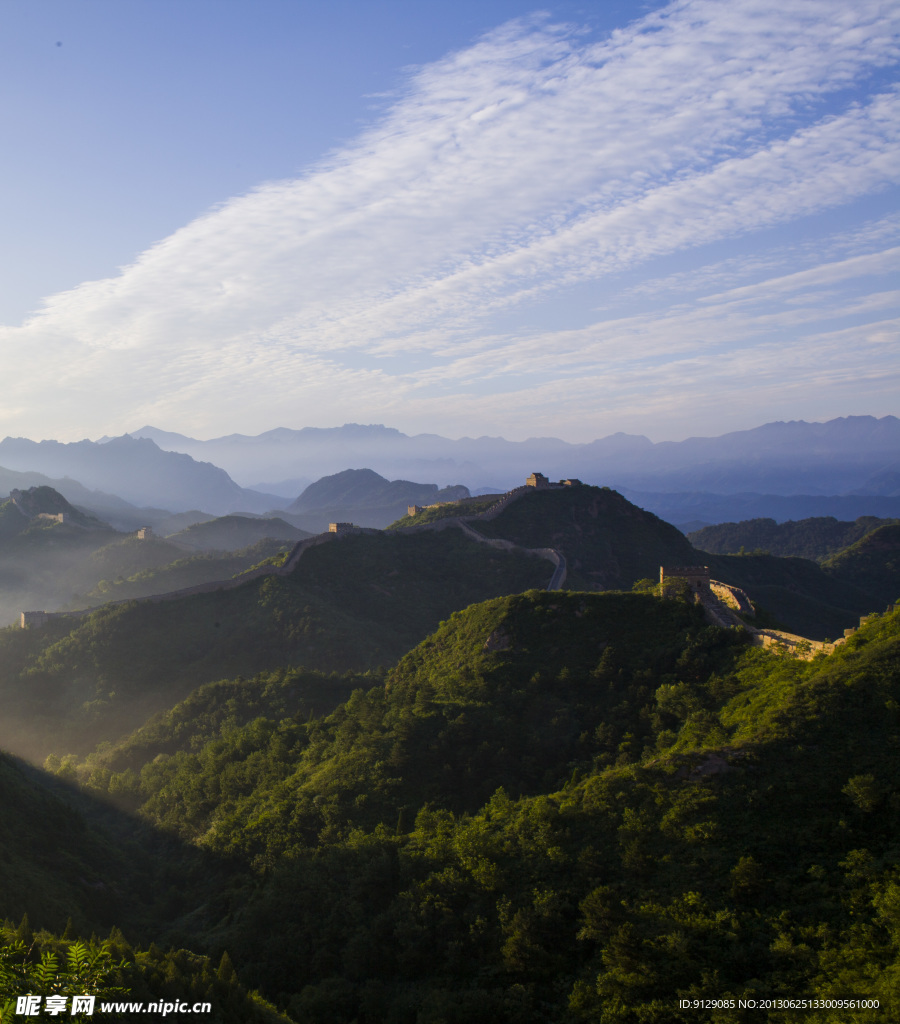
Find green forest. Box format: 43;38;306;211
2;486;898;1021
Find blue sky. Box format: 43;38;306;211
1;0;898;443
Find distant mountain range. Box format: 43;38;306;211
1;416;899;528
127;416;900;497
0;435;283;516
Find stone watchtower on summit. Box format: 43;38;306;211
526;472;551;489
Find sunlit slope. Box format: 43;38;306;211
71;591;718;846
0;529;548;759
385;492;502;527
229;606;900;1018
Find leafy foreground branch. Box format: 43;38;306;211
0;940;128;1022
0;929;295;1024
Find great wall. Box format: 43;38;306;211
16;473;871;657
18;472;571;628
656;564;861;659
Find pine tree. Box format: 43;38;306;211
216;950;236;983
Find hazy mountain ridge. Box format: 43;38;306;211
281;467;471;531
287;468;469;513
0;435;283;516
4;417;899;528
0;488;315;627
128;415;900;497
0;463;163;528
165;515;311;552
5;485;104;528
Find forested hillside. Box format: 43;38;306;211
821;524;900;608
76;538;293;606
689;515;898;560
0;529;549;760
3;592;898;1021
2;483;898;1021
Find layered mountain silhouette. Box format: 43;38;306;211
4;417;900;528
128;416;900;498
279;468;470;531
0;435;282;515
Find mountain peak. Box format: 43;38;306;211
7;485;99;527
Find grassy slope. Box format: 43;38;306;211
74;592;716;850
77;666;380;779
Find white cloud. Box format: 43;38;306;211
1;0;899;440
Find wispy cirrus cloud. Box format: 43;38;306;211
2;0;899;440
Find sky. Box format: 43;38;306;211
1;0;898;444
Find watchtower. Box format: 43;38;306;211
526;472;551;489
21;611;49;629
659;565;710;601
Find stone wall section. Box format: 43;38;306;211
696;578;838;659
709;580;755;617
454;519;567;591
